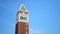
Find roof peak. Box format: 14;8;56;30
19;3;28;12
19;3;25;10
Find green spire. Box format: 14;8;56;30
19;3;28;12
21;4;26;10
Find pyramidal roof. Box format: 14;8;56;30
19;3;28;12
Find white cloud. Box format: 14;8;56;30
29;28;44;34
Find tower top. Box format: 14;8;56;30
18;0;28;12
19;3;28;12
19;4;25;10
16;0;29;23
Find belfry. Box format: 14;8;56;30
15;1;29;34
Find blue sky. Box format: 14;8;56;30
0;0;60;34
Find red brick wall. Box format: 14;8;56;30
15;22;29;34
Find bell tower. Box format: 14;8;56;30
15;3;29;34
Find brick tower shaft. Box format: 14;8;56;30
15;22;29;34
